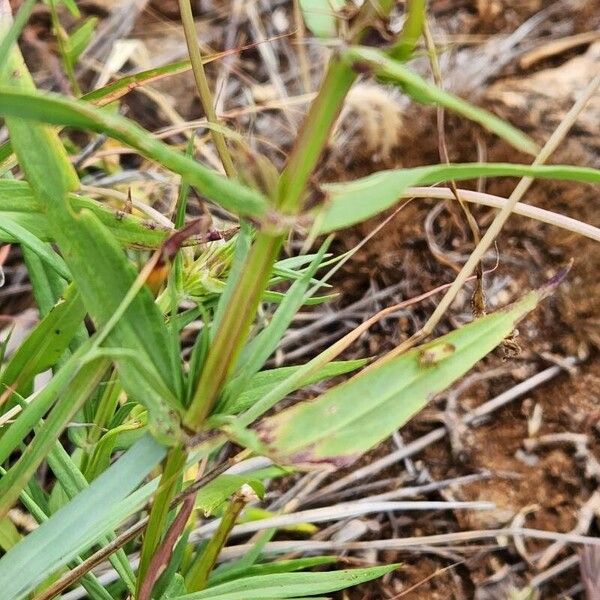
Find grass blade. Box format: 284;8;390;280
317;162;600;233
172;565;398;599
0;435;166;599
0;89;269;218
0;283;85;400
0;355;109;520
0;180;173;248
0;215;70;279
345;46;539;155
255;277;563;467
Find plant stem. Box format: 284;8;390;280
185;0;398;431
178;0;236;178
184;232;282;428
277;57;356;213
186;486;255;591
136;444;187;596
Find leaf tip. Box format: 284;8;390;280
541;259;573;297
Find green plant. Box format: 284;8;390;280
0;1;598;599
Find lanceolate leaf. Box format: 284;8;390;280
0;179;171;248
0;89;269;219
173;565;398;599
0;214;70;279
316;162;600;233
2;41;183;441
0;355;110;520
230;240;331;394
217;359;367;416
0;283;86;398
256;275;565;468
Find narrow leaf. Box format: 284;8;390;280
173;565;398;599
0;435;166;600
317;162;600;233
0;89;269;218
217;359;367;416
0;180;172;249
344;46;539;155
0;283;85;398
256;276;565;467
0;214;70;279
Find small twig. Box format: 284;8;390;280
579;545;600;599
191;499;497;543
404;186;600;243
524;432;600;482
424;20;485;314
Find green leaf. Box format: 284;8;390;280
209;557;337;587
0;214;70;279
172;565;398;599
231;240;331;392
2;42;184;441
299;0;339;37
0;179;172;249
217;359;367;416
22;247;69;316
0;435;166;600
82;59;192;106
317;162;600;233
256;278;563;467
57;0;81;17
0;89;269;219
344;46;539;155
0;518;21;551
65;16;97;67
389;0;426;61
0;354;109;520
195;472;279;516
0;0;37;75
0;283;86;400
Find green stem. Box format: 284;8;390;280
277;0;398;215
178;0;236;178
185;2;399;432
277;57;356;213
185;486;254;591
136;445;187;597
48;0;81;96
184;232;282;429
389;0;426;61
